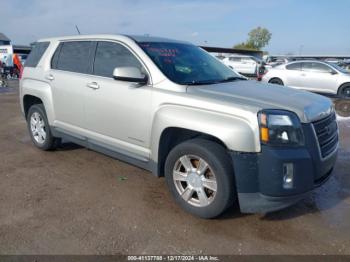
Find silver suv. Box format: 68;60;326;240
20;35;338;218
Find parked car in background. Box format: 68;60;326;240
215;55;226;60
324;58;342;64
222;55;260;75
3;66;18;79
261;60;350;98
264;57;290;69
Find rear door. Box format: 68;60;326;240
49;41;95;132
300;62;338;93
228;57;243;72
241;57;256;74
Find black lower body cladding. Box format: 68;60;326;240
231;123;338;213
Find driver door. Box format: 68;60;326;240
84;41;152;159
300;62;339;93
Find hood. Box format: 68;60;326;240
187;80;333;123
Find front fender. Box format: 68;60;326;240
150;104;261;163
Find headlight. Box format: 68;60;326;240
258;110;304;146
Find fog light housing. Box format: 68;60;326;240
283;163;294;189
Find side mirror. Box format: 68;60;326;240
330;71;338;75
113;67;148;84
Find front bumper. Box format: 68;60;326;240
231;123;338;213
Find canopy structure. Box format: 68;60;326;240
200;46;264;59
13;45;31;55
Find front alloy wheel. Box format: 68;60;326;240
173;155;217;207
165;139;235;219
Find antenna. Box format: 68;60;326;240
75;25;81;35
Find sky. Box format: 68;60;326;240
2;0;350;55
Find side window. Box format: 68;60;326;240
52;41;94;74
25;42;50;68
93;41;143;78
242;57;252;63
286;63;302;71
229;57;241;62
301;62;312;72
311;62;333;73
302;62;332;73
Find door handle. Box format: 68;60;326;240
87;82;100;90
46;74;55;81
301;73;306;77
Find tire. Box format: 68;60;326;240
334;99;350;117
164;139;236;219
269;78;284;86
27;104;60;151
337;83;350;99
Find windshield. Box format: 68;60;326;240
326;62;350;74
138;42;243;85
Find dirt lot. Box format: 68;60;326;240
0;81;350;255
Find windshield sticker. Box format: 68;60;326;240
142;46;179;57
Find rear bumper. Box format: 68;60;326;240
230;138;337;213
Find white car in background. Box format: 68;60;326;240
262;60;350;98
222;55;260;75
264;57;290;68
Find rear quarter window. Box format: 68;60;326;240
25;42;50;68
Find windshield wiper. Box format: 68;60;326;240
216;76;247;83
183;80;219;86
184;77;246;86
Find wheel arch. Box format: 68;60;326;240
23;95;44;118
156;127;228;177
150;105;260;177
20;80;55;124
337;82;350;96
268;77;284;85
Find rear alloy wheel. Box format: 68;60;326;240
269;78;284;86
27;104;60;151
338;84;350;98
165;139;235;219
30;112;47;144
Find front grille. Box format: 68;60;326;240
312;113;338;158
